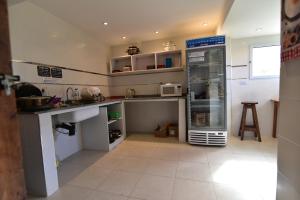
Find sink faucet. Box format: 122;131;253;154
66;87;74;101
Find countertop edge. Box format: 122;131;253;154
18;96;186;116
18;100;123;116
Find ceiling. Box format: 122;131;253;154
22;0;233;46
222;0;281;38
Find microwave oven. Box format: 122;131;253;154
160;83;182;97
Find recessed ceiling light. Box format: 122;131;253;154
155;31;159;34
77;43;86;48
256;28;263;32
202;22;208;26
50;32;59;38
122;36;127;39
103;22;108;26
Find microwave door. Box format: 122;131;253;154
162;86;175;96
164;87;174;94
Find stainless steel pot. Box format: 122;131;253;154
17;96;51;111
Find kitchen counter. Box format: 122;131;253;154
111;94;186;100
19;95;186;115
18;95;186;197
18;100;124;197
124;96;185;102
19;99;122;115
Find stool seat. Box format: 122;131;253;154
239;102;261;142
241;101;258;105
243;125;257;131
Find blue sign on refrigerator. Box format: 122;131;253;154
186;35;225;48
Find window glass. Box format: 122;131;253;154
251;45;280;78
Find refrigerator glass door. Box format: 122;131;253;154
187;46;226;131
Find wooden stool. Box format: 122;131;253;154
239;101;262;142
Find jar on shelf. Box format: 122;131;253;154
163;41;176;51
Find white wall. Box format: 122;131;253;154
276;57;300;199
8;2;111;97
8;2;111;160
229;35;280;137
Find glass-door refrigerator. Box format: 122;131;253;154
186;36;227;146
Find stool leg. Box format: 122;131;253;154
239;105;246;136
251;106;258;138
272;102;279;138
239;107;244;136
240;106;247;140
252;105;262;142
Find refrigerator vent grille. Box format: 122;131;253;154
189;131;227;146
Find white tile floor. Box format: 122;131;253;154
32;134;277;200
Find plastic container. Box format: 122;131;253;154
108;111;121;120
165;58;172;68
168;124;178;137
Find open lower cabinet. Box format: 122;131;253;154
81;102;126;151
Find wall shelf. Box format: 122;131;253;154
108;119;117;125
109;134;125;150
81;102;125;152
108;118;122;125
110;50;183;76
110;66;184;76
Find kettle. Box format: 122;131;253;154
125;88;136;98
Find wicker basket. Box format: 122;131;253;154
154;124;169;137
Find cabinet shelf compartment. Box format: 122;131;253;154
81;102;125;152
107;103;125;151
108;118;122;125
110;56;132;73
156;50;182;69
109;134;125;150
132;53;156;71
110;50;183;76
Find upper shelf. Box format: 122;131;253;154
110;67;184;76
110;50;183;76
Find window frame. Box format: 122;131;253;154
249;44;280;79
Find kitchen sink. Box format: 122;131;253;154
63;100;83;106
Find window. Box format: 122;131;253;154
250;45;280;79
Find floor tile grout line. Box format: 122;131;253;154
126;169;147;199
67;183;131;198
210;179;219;200
44;135;277;200
170;159;179;200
